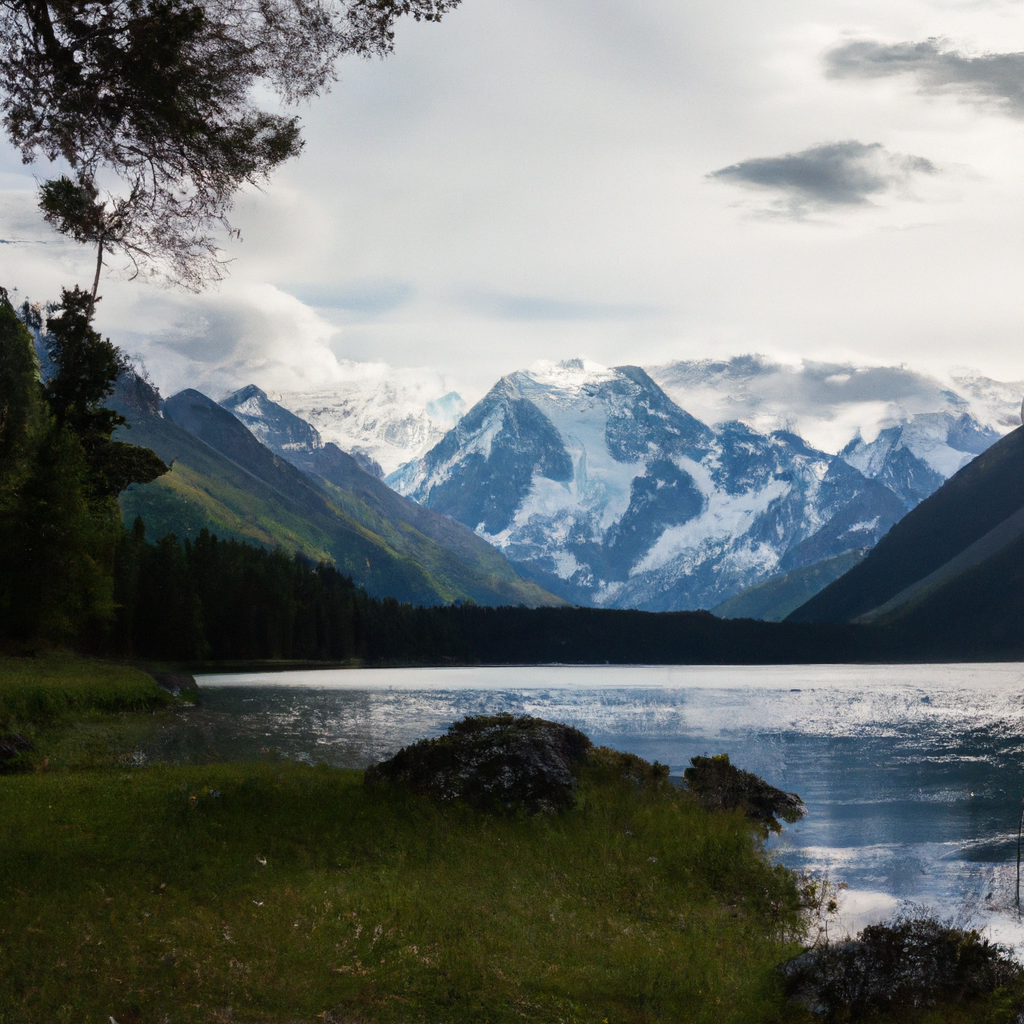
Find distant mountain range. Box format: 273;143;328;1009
785;423;1024;659
111;375;560;609
105;346;1024;617
386;360;916;611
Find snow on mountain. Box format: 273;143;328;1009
270;366;466;477
649;355;1018;511
392;359;906;611
221;384;323;455
220;383;387;478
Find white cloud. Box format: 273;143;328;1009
5;0;1024;397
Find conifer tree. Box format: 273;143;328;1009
0;287;167;644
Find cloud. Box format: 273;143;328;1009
113;283;351;397
708;141;936;215
283;281;414;315
649;356;1018;454
825;39;1024;117
464;291;660;322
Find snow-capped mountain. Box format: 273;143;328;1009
391;359;907;611
221;383;385;478
272;368;466;477
650;356;1017;512
649;356;1021;453
840;410;1000;509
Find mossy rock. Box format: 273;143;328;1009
684;753;804;835
365;714;592;814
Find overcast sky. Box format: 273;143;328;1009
4;0;1024;402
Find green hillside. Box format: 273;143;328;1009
712;549;867;622
884;529;1024;657
112;374;560;608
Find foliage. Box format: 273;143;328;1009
586;744;672;788
0;652;171;730
104;521;939;665
684;753;805;836
779;913;1022;1020
2;422;121;641
112;522;363;660
0;759;805;1023
0;0;462;286
365;714;593;814
36;288;167;498
0;286;166;645
0;286;42;486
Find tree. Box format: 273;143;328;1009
0;286;42;485
35;287;167;496
0;286;167;644
0;0;462;292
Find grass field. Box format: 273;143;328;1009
0;653;173;728
0;759;807;1024
1;654;1022;1024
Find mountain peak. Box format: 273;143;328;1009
226;383;268;404
393;360;906;611
221;384;323;455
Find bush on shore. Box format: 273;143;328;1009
779;913;1022;1020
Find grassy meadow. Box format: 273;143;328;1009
1;654;1023;1024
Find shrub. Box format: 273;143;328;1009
779;913;1021;1019
683;752;804;835
585;744;671;787
365;713;592;814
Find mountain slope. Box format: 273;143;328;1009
112;375;560;607
219;385;561;608
884;530;1024;657
787;426;1024;623
712;550;867;623
391;360;906;611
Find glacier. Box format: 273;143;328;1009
391;360;913;611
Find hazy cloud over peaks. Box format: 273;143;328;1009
708;141;936;215
825;39;1024;116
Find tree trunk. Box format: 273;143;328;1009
89;235;104;319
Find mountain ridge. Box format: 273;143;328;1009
390;359;909;611
787;425;1024;624
112;375;562;608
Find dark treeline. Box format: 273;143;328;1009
101;521;996;666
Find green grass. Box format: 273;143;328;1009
0;761;810;1024
2;657;1021;1023
0;653;172;729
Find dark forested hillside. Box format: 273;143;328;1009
108;521;876;663
105;522;1024;665
788;426;1024;624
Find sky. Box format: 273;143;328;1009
3;0;1024;406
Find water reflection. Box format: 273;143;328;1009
186;664;1024;947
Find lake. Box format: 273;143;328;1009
190;663;1024;948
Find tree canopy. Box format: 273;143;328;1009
0;286;167;644
0;0;462;289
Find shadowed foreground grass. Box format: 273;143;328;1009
0;760;806;1024
0;653;172;728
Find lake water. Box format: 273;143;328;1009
192;663;1024;949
